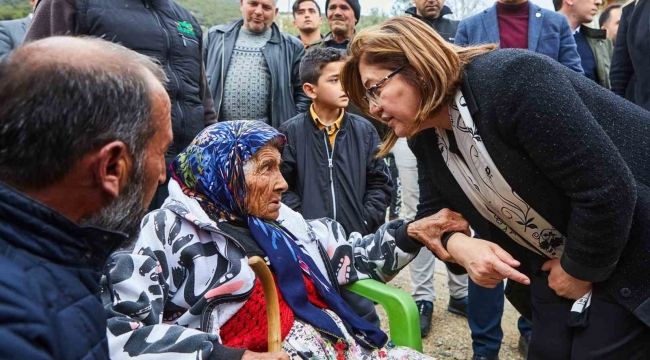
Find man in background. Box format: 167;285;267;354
204;0;309;129
0;0;36;60
455;0;583;74
293;0;323;48
309;0;360;50
599;4;622;44
556;0;613;88
406;0;459;42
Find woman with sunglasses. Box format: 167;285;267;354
340;16;650;360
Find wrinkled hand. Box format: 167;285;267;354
406;208;470;261
241;350;290;360
541;259;592;300
447;233;530;287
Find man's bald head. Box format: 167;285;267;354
0;36;167;188
0;37;171;238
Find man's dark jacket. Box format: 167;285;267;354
279;111;392;236
610;0;650;111
205;20;310;129
0;183;126;359
26;0;216;163
406;5;458;43
578;25;612;89
397;49;650;326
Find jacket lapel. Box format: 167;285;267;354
528;4;544;51
482;4;501;44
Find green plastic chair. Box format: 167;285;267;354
344;279;423;352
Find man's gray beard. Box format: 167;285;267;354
80;156;148;250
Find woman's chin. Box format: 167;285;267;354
393;127;408;138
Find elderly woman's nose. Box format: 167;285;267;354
275;172;289;192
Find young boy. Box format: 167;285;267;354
279;47;392;327
279;47;392;238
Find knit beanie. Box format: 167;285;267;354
325;0;361;24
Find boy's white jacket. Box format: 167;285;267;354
104;179;418;359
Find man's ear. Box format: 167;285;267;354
92;141;132;199
303;82;317;99
275;7;279;16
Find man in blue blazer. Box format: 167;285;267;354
455;0;583;74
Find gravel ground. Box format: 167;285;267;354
376;259;526;360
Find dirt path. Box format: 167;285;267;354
376;260;526;360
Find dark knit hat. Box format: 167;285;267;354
325;0;361;24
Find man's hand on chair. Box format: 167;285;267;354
241;350;290;360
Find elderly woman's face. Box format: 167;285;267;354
244;145;288;221
359;61;422;138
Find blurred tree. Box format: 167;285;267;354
391;0;413;16
175;0;241;29
447;0;489;19
0;0;31;20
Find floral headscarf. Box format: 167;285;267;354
170;120;285;222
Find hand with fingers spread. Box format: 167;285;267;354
406;208;471;262
446;233;530;287
542;259;592;300
241;350;290;360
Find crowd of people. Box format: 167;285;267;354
0;0;649;360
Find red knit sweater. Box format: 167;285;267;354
497;1;530;49
220;273;329;351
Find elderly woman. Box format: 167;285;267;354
103;121;463;360
339;16;650;360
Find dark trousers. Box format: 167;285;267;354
340;288;381;328
386;154;401;219
528;272;650;360
468;280;531;357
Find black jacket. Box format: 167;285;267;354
404;49;650;326
0;183;126;359
279;111;392;236
405;6;459;43
205;20;310;129
610;0;650;111
26;0;216;163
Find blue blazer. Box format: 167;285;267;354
455;2;583;74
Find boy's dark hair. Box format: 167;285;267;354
292;0;321;18
553;0;563;11
300;47;347;85
599;4;622;27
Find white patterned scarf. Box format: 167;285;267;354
435;90;591;325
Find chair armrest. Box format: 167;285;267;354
343;279;423;352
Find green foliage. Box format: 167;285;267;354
390;0;413;16
357;7;390;29
0;0;31;20
174;0;241;29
